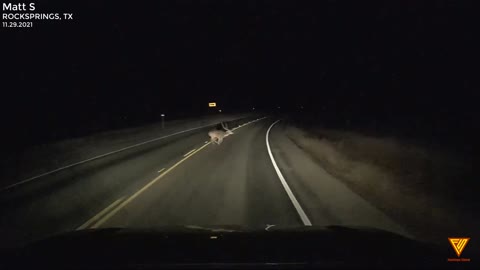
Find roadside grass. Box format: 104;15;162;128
286;126;478;243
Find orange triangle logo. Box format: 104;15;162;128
448;238;470;257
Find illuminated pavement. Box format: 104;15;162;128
0;118;408;248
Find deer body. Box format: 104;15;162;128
208;122;234;144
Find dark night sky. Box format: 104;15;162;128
2;0;479;147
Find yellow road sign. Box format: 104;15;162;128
208;102;217;107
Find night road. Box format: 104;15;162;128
0;117;409;248
3;1;480;268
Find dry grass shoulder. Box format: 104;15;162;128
286;126;478;243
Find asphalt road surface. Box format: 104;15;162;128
0;117;409;248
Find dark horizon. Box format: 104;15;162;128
2;1;480;262
2;0;478;149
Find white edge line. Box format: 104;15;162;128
265;120;312;226
81;116;268;228
183;148;197;157
76;196;125;230
4;116;265;191
1;119;252;191
157;168;165;173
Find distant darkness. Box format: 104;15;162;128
2;1;478;149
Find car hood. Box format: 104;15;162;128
0;225;458;269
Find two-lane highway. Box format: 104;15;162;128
78;118;409;238
96;118;300;228
0;117;410;248
0;119;255;247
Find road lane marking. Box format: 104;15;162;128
82;116;268;229
157;168;165;173
266;120;312;226
89;142;212;228
183;148;197;157
76;197;125;230
1;119;254;191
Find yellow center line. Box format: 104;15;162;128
76;196;125;230
90;142;212;228
183;148;197;157
83;117;268;229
